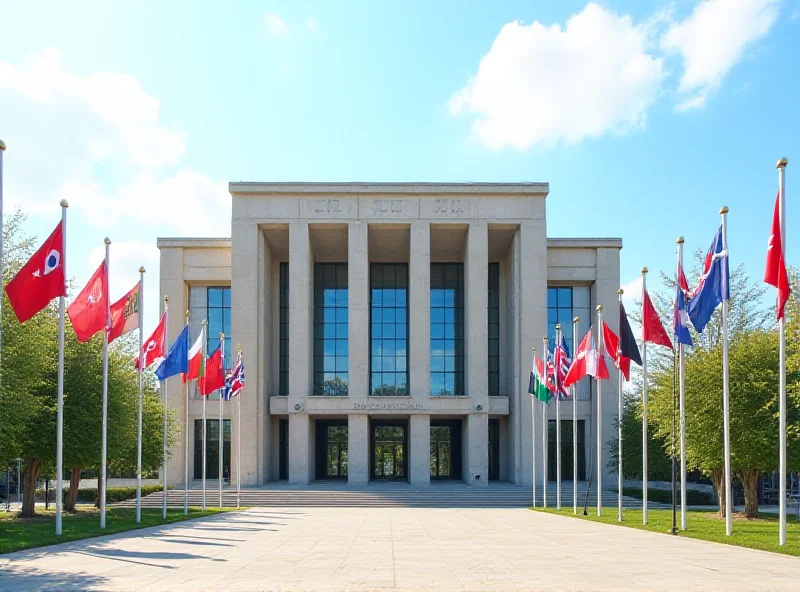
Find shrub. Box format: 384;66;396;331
60;485;168;504
620;487;714;506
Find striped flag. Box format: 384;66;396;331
554;336;571;399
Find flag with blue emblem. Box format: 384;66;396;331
687;225;729;333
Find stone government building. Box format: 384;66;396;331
158;183;621;488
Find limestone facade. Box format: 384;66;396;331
158;183;621;488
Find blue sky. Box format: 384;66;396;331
1;0;798;335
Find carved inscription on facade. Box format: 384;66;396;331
312;199;341;214
433;199;465;216
354;402;425;411
371;199;404;216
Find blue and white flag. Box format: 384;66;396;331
154;325;189;380
687;225;729;333
674;260;693;346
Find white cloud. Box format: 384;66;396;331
661;0;779;110
448;3;664;149
306;19;319;32
0;48;229;235
264;12;288;35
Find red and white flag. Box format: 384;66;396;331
137;311;167;370
67;261;110;342
765;192;790;319
5;221;66;323
563;327;608;387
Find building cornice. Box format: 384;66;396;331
547;238;622;249
229;181;549;197
157;238;231;249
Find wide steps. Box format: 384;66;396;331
115;483;657;509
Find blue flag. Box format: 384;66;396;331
155;325;189;381
674;260;693;346
687;225;729;334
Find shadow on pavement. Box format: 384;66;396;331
0;565;109;591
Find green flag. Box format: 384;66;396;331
528;356;550;403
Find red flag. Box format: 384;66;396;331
200;347;225;396
765;192;790;320
67;261;109;342
5;221;66;323
603;321;631;381
137;311;166;370
642;289;672;349
563;327;608;387
108;281;141;343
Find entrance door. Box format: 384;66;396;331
315;420;348;479
194;419;231;481
488;419;500;481
279;419;288;480
548;419;586;481
370;421;407;481
430;420;462;480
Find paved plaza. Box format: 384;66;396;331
2;507;800;591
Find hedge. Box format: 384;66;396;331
34;485;169;504
620;487;714;506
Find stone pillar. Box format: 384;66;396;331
288;413;310;484
409;221;430;399
288;220;312;483
466;221;489;485
348;414;369;484
348;221;369;399
517;218;548;486
409;414;430;485
231;221;265;486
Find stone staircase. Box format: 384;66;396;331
117;481;658;509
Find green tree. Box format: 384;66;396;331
608;393;672;482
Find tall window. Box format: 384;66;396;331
370;263;408;396
194;419;231;480
488;263;500;396
189;286;231;368
313;263;348;396
430;263;464;396
279;263;289;396
547;287;574;353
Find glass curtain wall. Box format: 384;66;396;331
313;263;348;396
430;263;464;396
370;263;409;396
279;262;289;396
488;262;500;396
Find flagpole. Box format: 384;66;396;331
136;267;145;524
617;290;624;523
719;206;732;536
219;333;225;509
237;344;242;509
572;317;578;515
641;268;649;525
184;310;190;516
542;336;549;509
201;319;207;511
0;140;5;399
555;325;562;510
531;348;537;508
100;237;111;529
596;305;603;517
777;158;788;546
677;237;687;531
55;199;68;536
162;296;169;520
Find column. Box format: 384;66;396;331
466;221;489;485
231;220;264;486
410;414;430;485
517;218;548;486
348;221;369;399
409;221;430;399
288;414;310;484
288;220;312;483
348;414;369;484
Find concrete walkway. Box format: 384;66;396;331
1;507;799;591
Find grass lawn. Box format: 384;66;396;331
0;506;237;555
533;507;800;557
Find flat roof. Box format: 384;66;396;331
157;238;231;249
547;238;622;249
229;182;549;196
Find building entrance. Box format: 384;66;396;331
430;420;462;480
370;420;408;481
315;420;348;479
